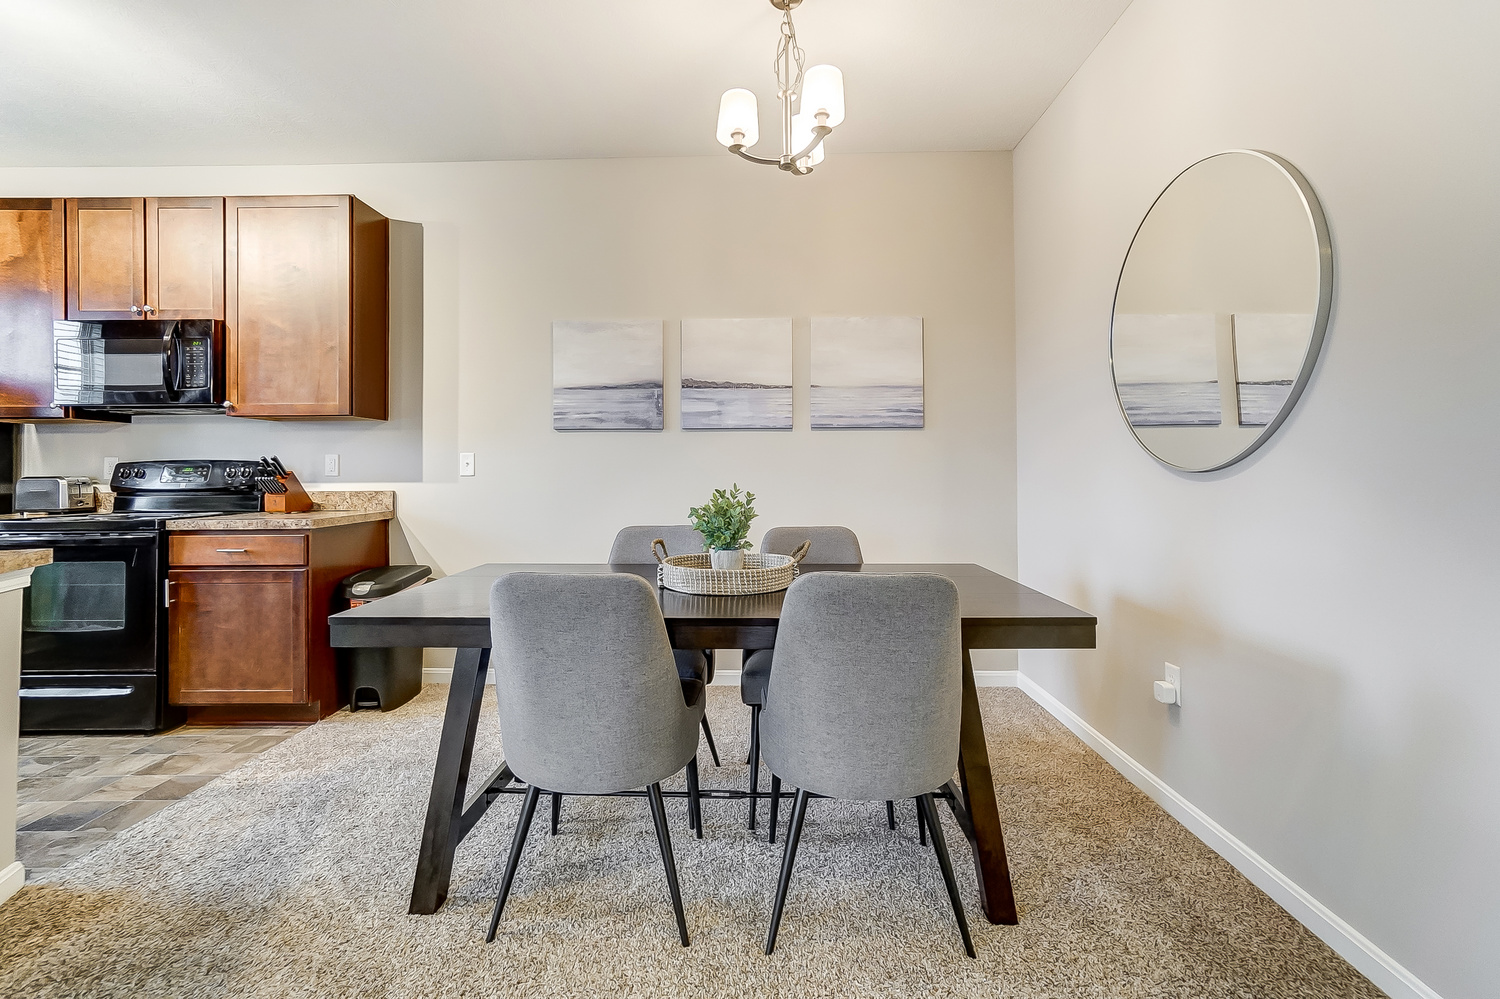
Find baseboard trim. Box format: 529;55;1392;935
1015;673;1442;999
973;669;1019;687
0;861;24;907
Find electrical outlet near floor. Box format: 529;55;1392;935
459;452;475;476
324;453;340;476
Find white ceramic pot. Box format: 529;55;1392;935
710;548;745;570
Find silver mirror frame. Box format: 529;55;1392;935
1109;149;1334;472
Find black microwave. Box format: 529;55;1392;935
53;319;225;412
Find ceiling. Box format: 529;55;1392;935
0;0;1131;168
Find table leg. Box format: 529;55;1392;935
409;646;492;915
955;644;1020;924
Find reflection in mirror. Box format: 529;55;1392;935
1110;150;1332;471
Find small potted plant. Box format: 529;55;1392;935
689;484;757;570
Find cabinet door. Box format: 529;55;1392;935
66;197;146;319
146;197;224;319
0;199;66;418
225;196;351;417
167;568;307;704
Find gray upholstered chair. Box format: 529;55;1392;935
757;572;975;958
485;572;705;946
609;526;721;768
741;526;863;829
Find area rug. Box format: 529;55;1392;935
0;685;1383;998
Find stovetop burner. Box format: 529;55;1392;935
2;458;264;531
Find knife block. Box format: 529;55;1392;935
263;471;315;514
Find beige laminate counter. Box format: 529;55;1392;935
0;549;53;576
165;490;395;531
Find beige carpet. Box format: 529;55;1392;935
0;685;1383;998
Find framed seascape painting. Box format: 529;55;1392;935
1232;313;1315;426
680;318;793;430
1111;313;1222;426
810;316;924;429
552;320;664;430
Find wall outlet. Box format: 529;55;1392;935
459;452;475;477
323;454;340;476
102;455;119;480
1154;662;1183;706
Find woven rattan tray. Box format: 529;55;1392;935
653;539;810;596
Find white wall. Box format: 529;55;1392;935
3;153;1017;663
1013;2;1499;997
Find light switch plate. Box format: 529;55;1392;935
459;452;475;477
324;454;340;476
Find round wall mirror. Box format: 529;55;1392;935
1110;150;1333;471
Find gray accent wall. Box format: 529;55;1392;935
1013;2;1499;996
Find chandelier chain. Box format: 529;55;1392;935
774;9;806;102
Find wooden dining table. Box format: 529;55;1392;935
328;562;1095;924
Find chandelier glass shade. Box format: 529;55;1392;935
715;0;844;175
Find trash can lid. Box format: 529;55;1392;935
341;564;432;599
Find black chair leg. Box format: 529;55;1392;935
685;755;703;838
747;705;761;830
486;784;541;942
917;793;976;959
550;792;561;835
915;798;927;846
699;716;721;767
765;788;810;955
886;800;896;830
769;774;782;844
646;782;690;946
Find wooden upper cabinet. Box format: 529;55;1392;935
146;197;224;319
65;196;223;321
225;195;388;420
66;198;145;319
0;199;67;419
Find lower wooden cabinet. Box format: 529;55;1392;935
168;569;308;705
166;520;387;723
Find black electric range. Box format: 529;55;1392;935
0;459;263;733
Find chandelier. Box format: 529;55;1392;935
714;0;845;175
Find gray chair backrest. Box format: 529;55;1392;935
759;572;961;801
762;526;863;565
609;525;706;564
490;573;702;794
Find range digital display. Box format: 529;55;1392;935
159;464;211;484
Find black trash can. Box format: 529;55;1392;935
339;565;432;712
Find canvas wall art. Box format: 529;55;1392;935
1112;313;1222;426
1232;313;1313;426
552;320;664;430
680;318;792;430
810;317;924;429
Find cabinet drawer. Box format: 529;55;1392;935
170;533;308;566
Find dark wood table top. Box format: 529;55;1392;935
329;562;1096;652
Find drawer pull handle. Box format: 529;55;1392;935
215;548;249;553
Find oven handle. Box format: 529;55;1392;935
0;532;158;543
21;686;136;699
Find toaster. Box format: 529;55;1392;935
15;476;96;513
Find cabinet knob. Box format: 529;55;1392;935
131;305;142;315
142;305;155;315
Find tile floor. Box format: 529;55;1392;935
14;725;302;882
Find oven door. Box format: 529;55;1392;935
1;532;164;731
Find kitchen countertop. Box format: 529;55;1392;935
166;490;395;531
0;550;52;576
